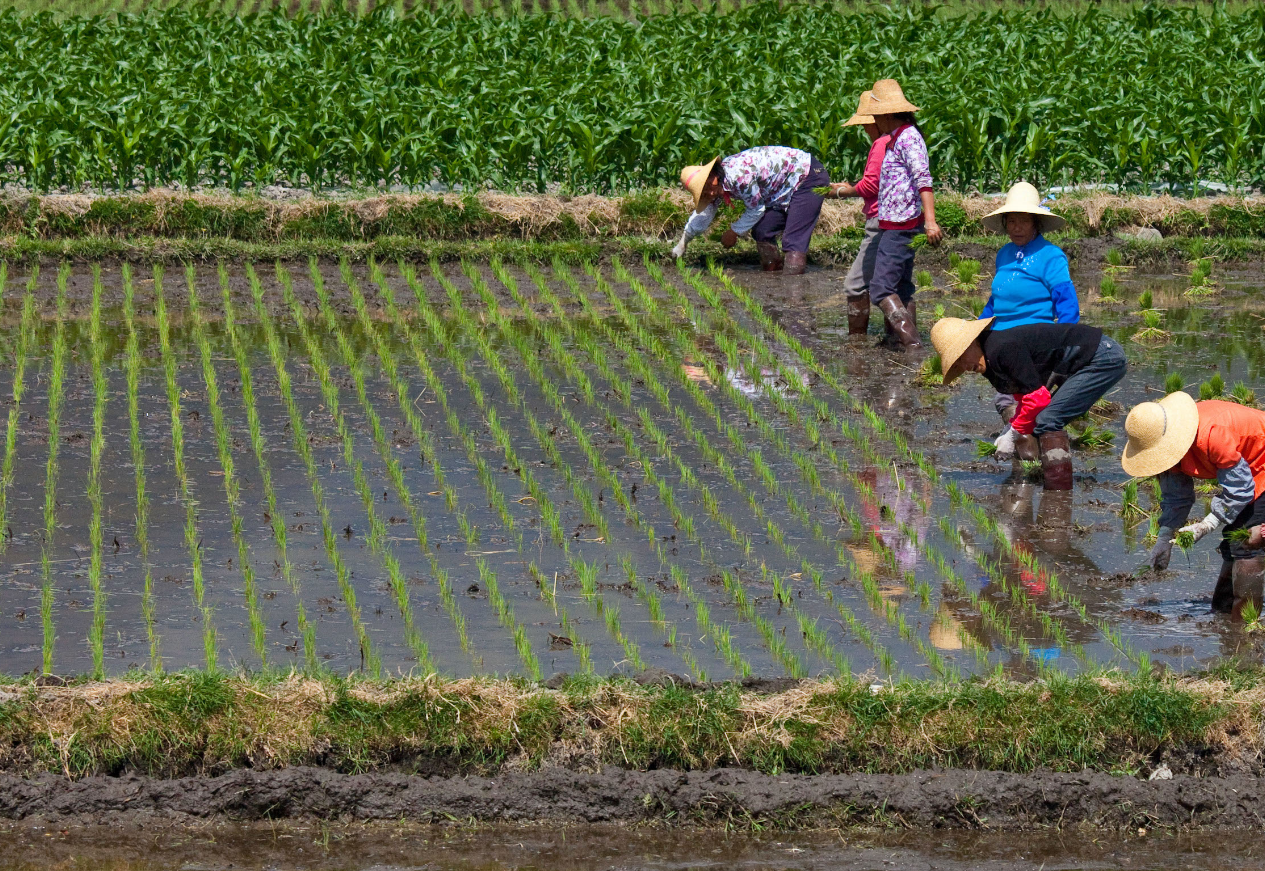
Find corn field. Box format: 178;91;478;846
0;2;1261;193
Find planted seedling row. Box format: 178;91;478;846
696;263;1136;667
154;265;218;670
185;265;269;667
121;265;160;669
86;266;108;677
243;263;379;675
275;262;437;673
37;265;71;673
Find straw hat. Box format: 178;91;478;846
1120;391;1199;478
930;316;994;385
680;157;721;211
843;90;876;127
981;182;1067;234
868;79;919;115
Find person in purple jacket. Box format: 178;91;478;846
978;182;1081;462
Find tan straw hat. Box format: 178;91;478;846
843;90;876;127
1120;391;1199;478
930;316;994;385
981;181;1067;234
680;157;721;211
868;78;919;115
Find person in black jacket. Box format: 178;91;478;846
931;316;1127;490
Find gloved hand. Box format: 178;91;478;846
671;240;687;259
1150;526;1175;571
993;427;1018;462
1179;513;1224;546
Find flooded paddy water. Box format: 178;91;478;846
0;253;1260;681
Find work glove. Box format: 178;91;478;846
670;240;687;259
993;427;1018;462
1150;526;1176;572
1178;513;1224;546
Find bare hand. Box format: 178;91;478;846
1249;524;1264;549
721;229;738;249
923;220;944;246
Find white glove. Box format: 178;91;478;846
671;240;687;259
1178;513;1224;546
993;427;1018;461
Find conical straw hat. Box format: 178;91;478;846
680;157;720;211
843;90;876;127
1120;391;1199;478
868;78;919;115
981;181;1067;234
930;316;994;385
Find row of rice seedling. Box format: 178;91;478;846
0;264;32;551
86;266;108;677
274;262;436;673
521;259;869;674
185;265;268;666
216;265;317;670
241;264;379;674
700;264;1140;666
616;261;961;673
153;266;218;670
375;263;549;678
121;265;160;669
37;265;71;674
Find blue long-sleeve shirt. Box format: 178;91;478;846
979;235;1079;328
1157;458;1258;530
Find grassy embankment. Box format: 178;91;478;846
0;667;1259;780
2;191;1264;263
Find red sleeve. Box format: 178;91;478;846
853;136;888;199
1010;386;1052;435
1203;424;1243;469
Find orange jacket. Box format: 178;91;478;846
1177;400;1265;499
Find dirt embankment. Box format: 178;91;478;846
4;766;1265;830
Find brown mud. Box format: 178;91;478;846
2;765;1265;832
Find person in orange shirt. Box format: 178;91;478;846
1121;392;1265;617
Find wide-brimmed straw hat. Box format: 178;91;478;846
1120;391;1199;478
930;316;994;385
843;90;876;127
680;157;721;210
981;182;1067;234
868;79;919;115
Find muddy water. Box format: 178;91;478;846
0;257;1260;679
0;820;1258;870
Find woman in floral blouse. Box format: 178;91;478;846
866;79;943;349
673;145;830;274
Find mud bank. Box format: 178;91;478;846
2;766;1264;831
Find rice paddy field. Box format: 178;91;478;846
0;250;1256;683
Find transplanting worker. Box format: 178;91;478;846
930;315;1126;490
826;90;889;338
673;146;830;275
1122;393;1265;617
865;78;943;349
978;182;1080;461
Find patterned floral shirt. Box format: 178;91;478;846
877;125;933;228
682;146;811;240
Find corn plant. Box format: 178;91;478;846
0;263;33;551
154;265;218;670
217;265;316;671
121;265;160;670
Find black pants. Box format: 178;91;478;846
751;158;829;254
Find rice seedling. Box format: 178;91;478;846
1199;372;1226;400
86;266;108;677
185;265;267;667
1120;479;1153;523
1186;258;1218;296
1097;275;1119;302
1175;529;1196;551
1103;248;1133;275
0;263;33;552
216;265;316;671
915;270;934;292
1138;289;1153;310
976;440;998;458
913;353;942;387
38;263;70;674
245;263;379;676
1225;528;1255;545
154;265;218;671
1164;372;1184;394
945;255;982;291
1229;382;1258;407
1133;309;1169;343
1067;421;1115;450
121;265;161;670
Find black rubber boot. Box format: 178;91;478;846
1211;558;1235;613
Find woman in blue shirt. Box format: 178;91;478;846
978;182;1080;461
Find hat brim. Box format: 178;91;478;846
1120;391;1199;478
938;317;994;385
869;99;919;115
843;112;875;127
981;207;1067;235
684;156;721;210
